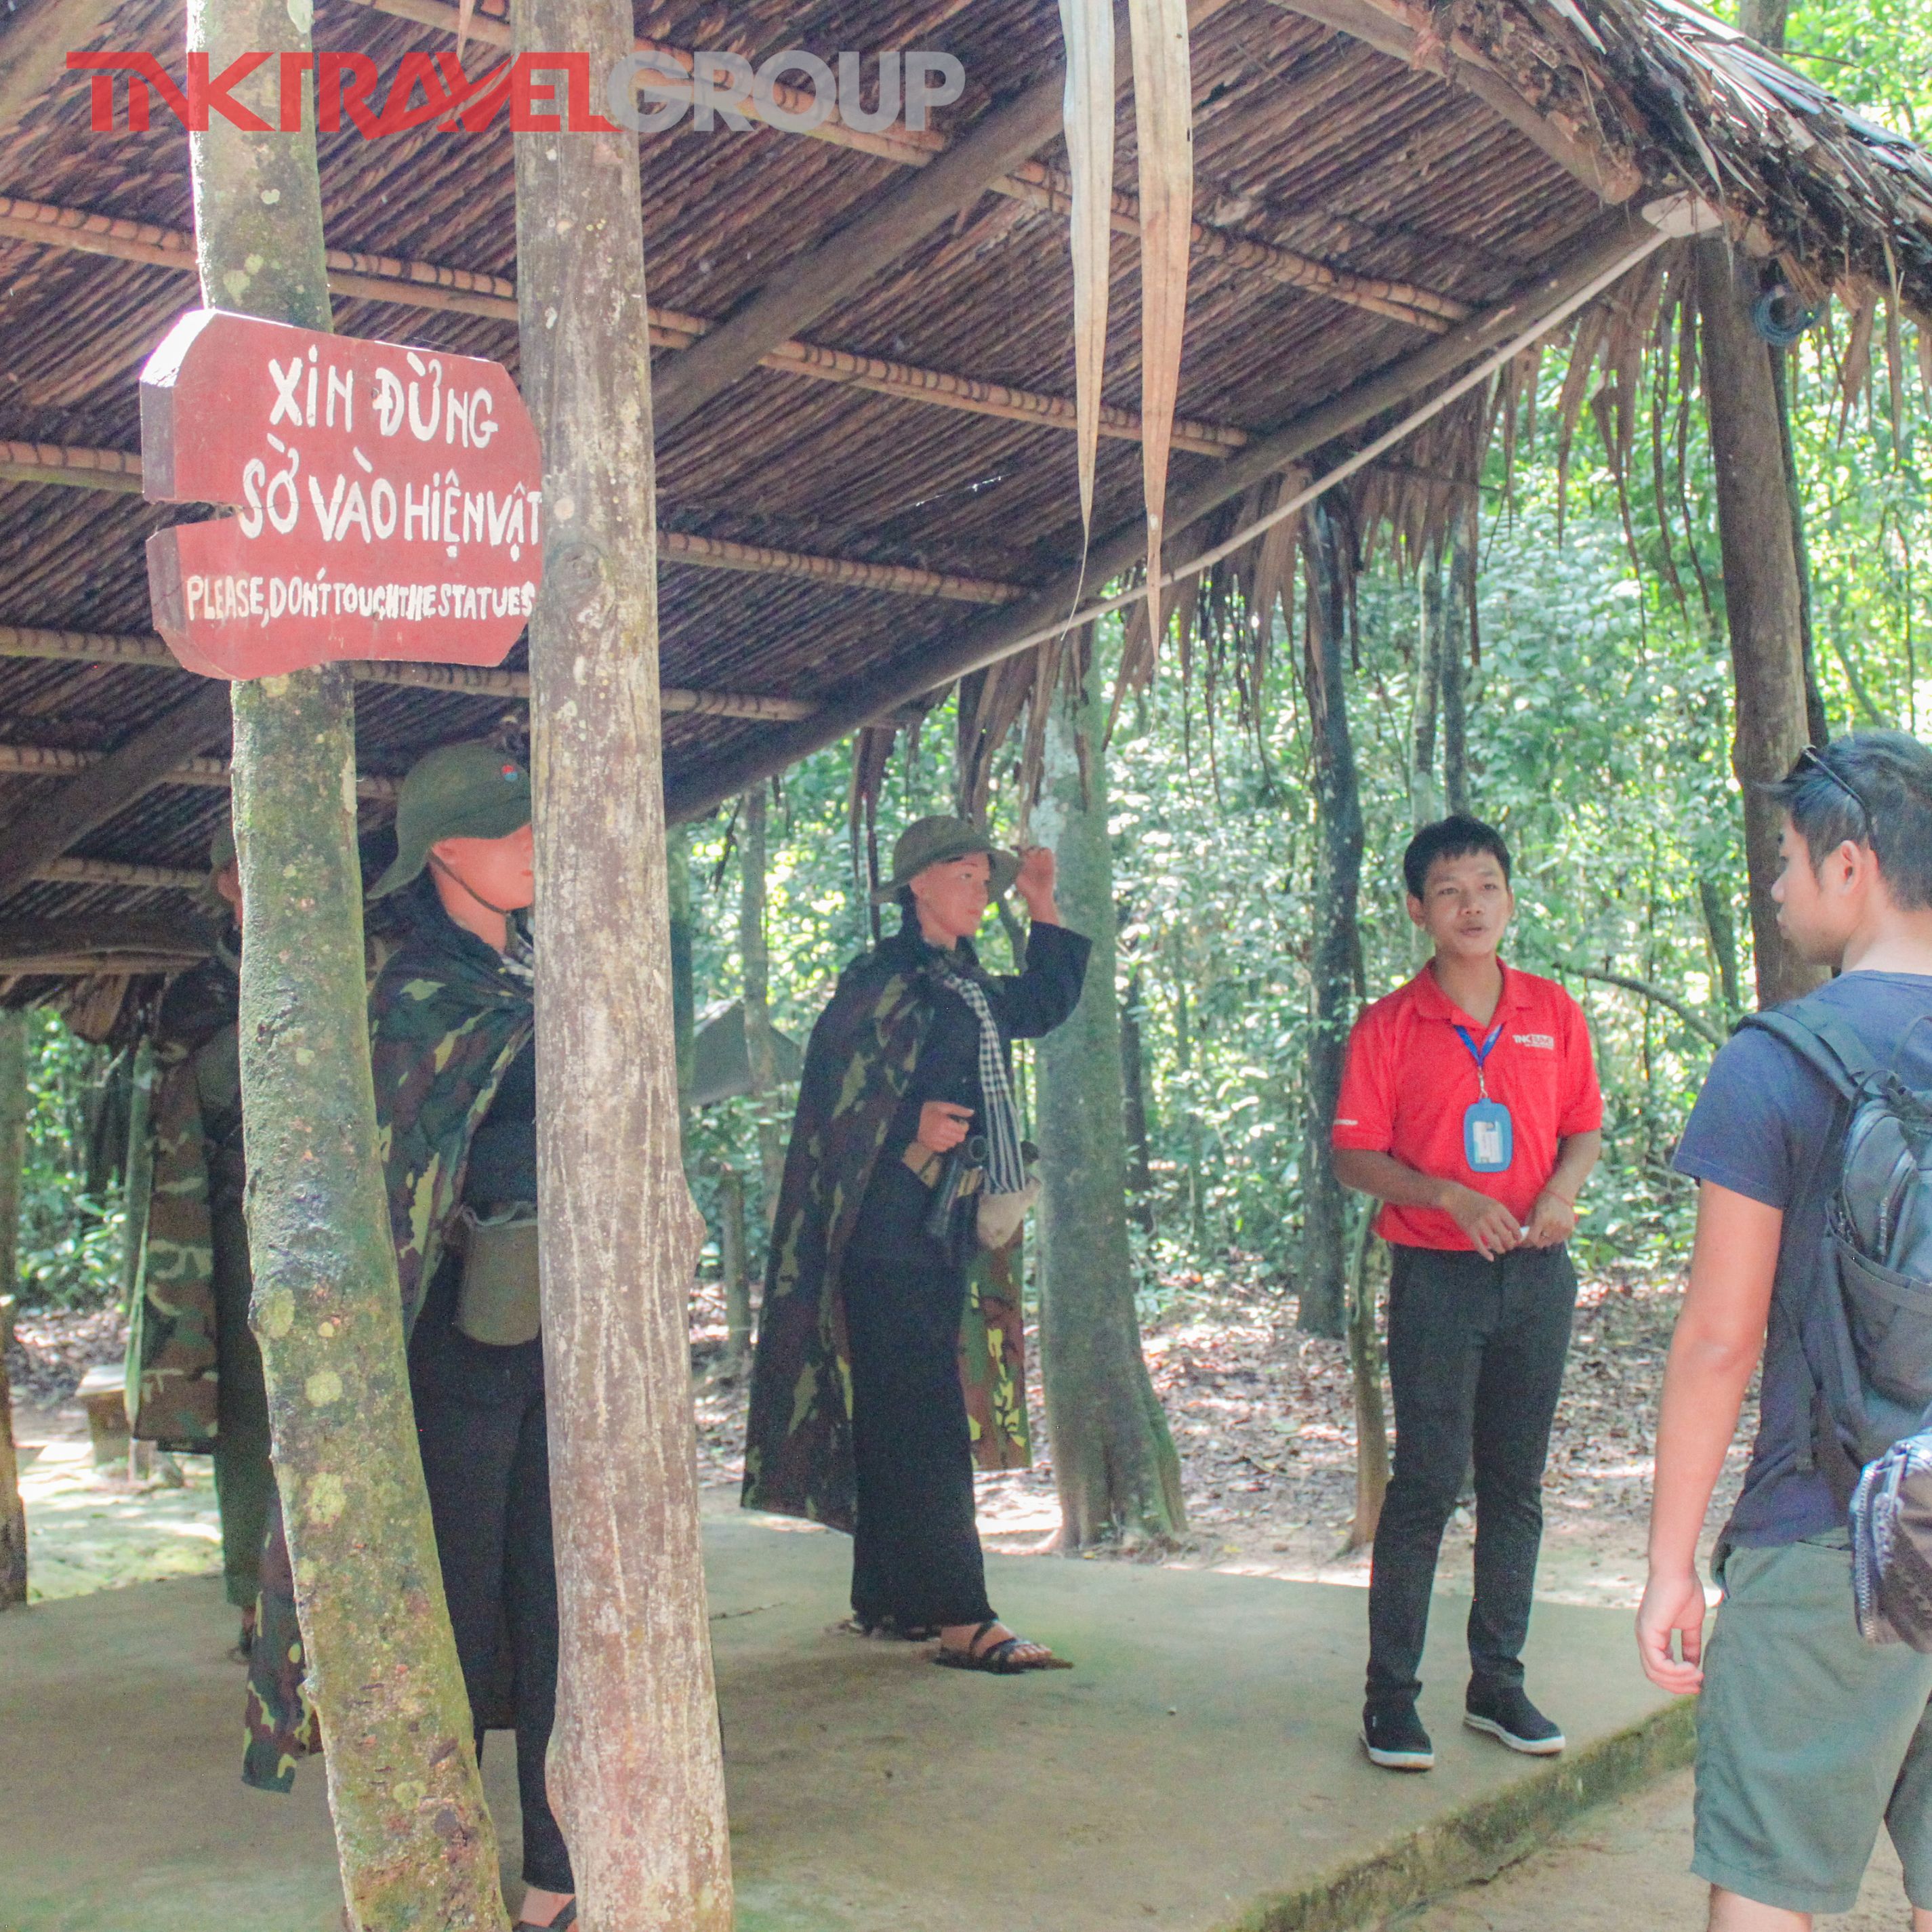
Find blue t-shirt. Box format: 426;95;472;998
1673;971;1932;1547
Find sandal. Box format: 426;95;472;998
514;1903;577;1930
932;1618;1072;1674
835;1614;941;1642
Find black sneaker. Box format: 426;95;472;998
1464;1683;1565;1756
1361;1702;1435;1771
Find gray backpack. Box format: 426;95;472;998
1744;1004;1932;1647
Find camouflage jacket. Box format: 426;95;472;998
127;950;244;1447
243;886;533;1790
741;925;1089;1530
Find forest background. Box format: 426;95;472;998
8;4;1931;1538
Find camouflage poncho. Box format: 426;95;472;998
126;953;239;1448
741;935;1033;1533
243;887;533;1790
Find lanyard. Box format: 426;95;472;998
1453;1020;1504;1100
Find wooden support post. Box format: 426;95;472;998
182;3;507;1926
1298;496;1363;1339
0;1011;29;1610
1441;504;1474;817
1411;557;1443;826
513;0;733;1916
1033;646;1186;1549
1697;234;1824;1008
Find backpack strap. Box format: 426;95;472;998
1738;1004;1879;1099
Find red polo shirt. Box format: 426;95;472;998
1331;960;1601;1250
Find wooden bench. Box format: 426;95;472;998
74;1362;131;1469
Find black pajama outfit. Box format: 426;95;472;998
842;920;1089;1632
407;1040;573;1897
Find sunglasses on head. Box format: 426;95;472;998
1792;745;1874;838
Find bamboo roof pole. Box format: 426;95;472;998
514;0;733;1912
0;194;1248;455
0;442;1031;602
178;0;508;1921
665;198;1714;819
0;627;821;717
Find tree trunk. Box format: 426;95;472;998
667;823;696;1124
116;1038;155;1316
1119;968;1155;1229
514;0;733;1916
1033;650;1187;1550
1298;497;1364;1340
717;1166;751;1371
0;1011;28;1609
738;787;785;1230
1441;514;1474;817
1412;559;1443;826
1171;973;1207;1254
1344;1206;1389;1551
186;7;506;1923
1735;0;1829;751
1698;235;1826;1008
1698;875;1745;1015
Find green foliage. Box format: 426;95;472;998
16;1012;124;1311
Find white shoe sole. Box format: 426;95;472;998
1464;1711;1565;1755
1361;1730;1435;1771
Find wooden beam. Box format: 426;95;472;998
650;68;1073;433
0;911;217;958
0;625;819;719
1258;0;1643;205
664;206;1672;819
0;0;125;134
347;0;1470;335
0;742;402;799
33;855;207;890
0;683;234;900
0;193;1248;456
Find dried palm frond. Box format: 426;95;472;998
1056;0;1116;536
1128;0;1193;642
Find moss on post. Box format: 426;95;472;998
514;0;734;1917
183;1;506;1923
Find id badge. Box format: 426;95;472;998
1464;1098;1513;1173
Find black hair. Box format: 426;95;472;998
894;884;917;918
1768;728;1932;911
1402;813;1512;901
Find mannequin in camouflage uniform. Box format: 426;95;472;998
240;743;575;1930
126;827;272;1647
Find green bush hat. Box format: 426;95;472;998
870;815;1021;905
197;818;239;918
368;741;532;899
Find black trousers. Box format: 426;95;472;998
1365;1241;1578;1709
842;1160;996;1632
411;1271;573;1895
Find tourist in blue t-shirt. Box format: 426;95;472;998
1639;729;1932;1929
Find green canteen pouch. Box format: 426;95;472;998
452;1204;541;1347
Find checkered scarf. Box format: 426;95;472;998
932;958;1029;1194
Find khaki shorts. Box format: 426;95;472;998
1695;1532;1932;1914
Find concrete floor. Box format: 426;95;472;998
0;1514;1679;1932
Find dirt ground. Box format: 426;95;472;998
692;1256;1742;1607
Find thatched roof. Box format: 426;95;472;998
0;0;1927;1021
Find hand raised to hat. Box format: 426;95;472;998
1015;844;1060;924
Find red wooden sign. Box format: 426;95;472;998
140;310;543;680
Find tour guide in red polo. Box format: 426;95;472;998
1332;814;1602;1773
